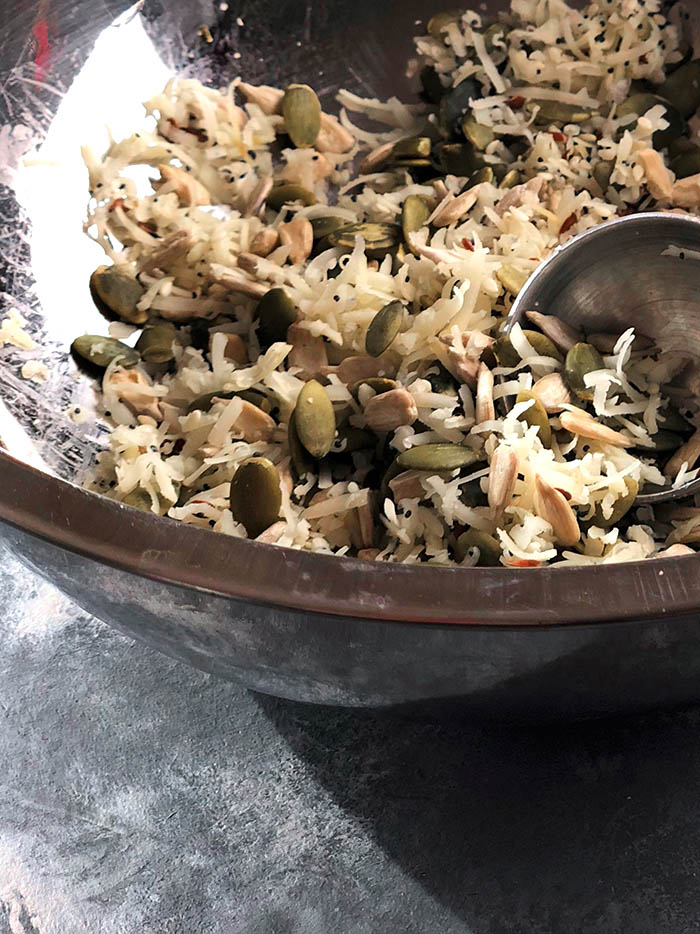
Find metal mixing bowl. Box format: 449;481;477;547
1;0;700;718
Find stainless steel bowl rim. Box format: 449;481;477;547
1;448;697;627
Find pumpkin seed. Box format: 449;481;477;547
657;60;700;119
396;443;483;471
461;115;494;150
72;335;140;370
230;457;282;538
427;9;461;39
187;389;272;415
592;476;638;528
327;222;402;259
401;195;431;254
483;22;507;55
295;379;336;458
455;528;501;566
288;409;316;476
658;408;693;434
420;65;446;104
257;288;298;345
498;168;520;189
135;320;177;363
643;430;684;453
332;426;375;454
617;93;685;149
392;137;432;161
90;265;147;325
310;215;347;241
439;78;481;138
494;330;562;367
266;184;317;210
282;83;321;148
592;160;614;192
564;342;606;401
529;100;591;125
349;377;398;399
435;142;481;176
669;137;697;160
496;264;529;296
365;301;404;357
466;166;494;188
516;390;552;447
425;362;459;394
670;146;700;180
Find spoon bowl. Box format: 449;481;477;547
507;212;700;505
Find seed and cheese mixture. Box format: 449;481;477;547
76;0;700;567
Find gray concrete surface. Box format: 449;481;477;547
2;548;700;934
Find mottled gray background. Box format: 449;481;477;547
2;547;700;934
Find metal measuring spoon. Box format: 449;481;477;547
505;212;700;506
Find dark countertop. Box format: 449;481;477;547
2;549;700;934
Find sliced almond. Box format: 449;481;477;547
488;445;518;515
219;333;248;365
322;355;388;384
534;474;580;547
364;388;418;432
208;263;268;299
156;164;210;206
389;469;425;501
531;373;571;413
664;429;700;478
279;216;314;265
475;362;495;424
249;227;280;257
636;148;673;202
315;112;354;153
524;311;582;353
288;322;328;380
109;368;162;421
431;189;479;227
559;409;634;448
141;230;194;274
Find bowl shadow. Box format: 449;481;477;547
257;693;700;934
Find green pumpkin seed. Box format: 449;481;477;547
670;147;700;180
592;160;614;192
461;115;494;150
466;166;494;188
435;141;480;176
310;216;347;241
496;264;529;296
439;79;480;139
427;9;461;39
295;379;336;458
90;265;147;325
230;457;282;538
529;100;591;125
658;408;693;434
72;335;140;370
392;242;408;275
327;223;402;259
657;60;700;119
331;426;375;454
365;301;404;357
455;528;501;566
396;443;483;471
349;377;398;399
135;321;177;363
288;409;316;476
494;331;562;368
257;288;298;345
401;195;431;255
592;477;638;528
425;363;458;394
483;22;507;55
498;168;520;189
515;390;551;447
187;389;272;415
669;137;698;160
266;184;317;210
282;83;321;148
392;137;432;161
643;430;684;453
617;94;685;149
420;65;446;104
564;342;606;401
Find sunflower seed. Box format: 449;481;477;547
388;469;425;501
531;373;571;413
525;310;582;352
315;112;354;153
488;445;518;515
358;141;396;174
282;84;321;148
288;323;328;380
559;409;634;448
230;457;282;538
249;227;280;257
664;429;700;478
279;216;314;265
636;148;673;201
534;474;580;546
364;388;418;432
156;164;210;206
237;82;284;115
475;362;495;424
